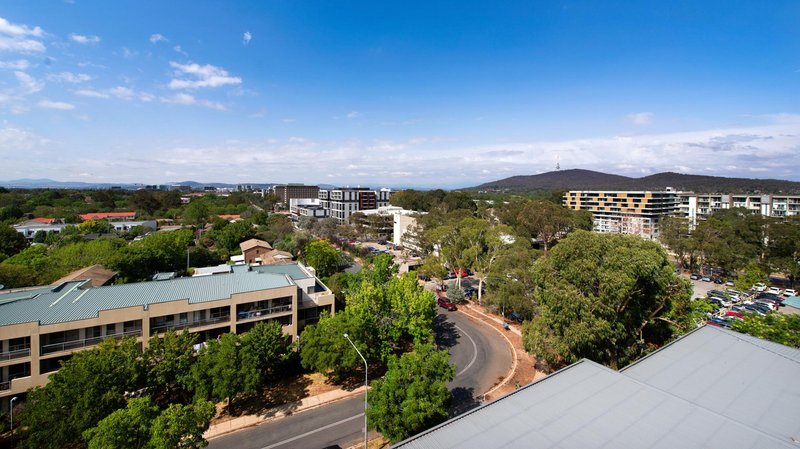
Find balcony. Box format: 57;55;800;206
150;315;230;333
41;329;142;355
236;305;291;321
0;346;31;361
0;370;32;391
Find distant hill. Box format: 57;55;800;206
471;169;800;194
0;179;274;190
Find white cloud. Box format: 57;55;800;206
243;31;252;45
173;45;188;57
0;17;45;53
160;93;226;110
69;33;101;44
0;59;29;70
74;89;109;99
625;112;654;125
168;61;242;89
149;33;167;44
38;99;75;110
0;124;47;151
73;86;153;102
346;111;361;119
14;71;43;94
121;47;137;58
0;17;43;37
47;71;91;83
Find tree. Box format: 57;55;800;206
143;330;198;405
367;343;454;443
83;397;215;449
113;229;193;281
734;263;766;292
514;200;589;253
304;240;340;278
765;218;800;286
148;400;215;449
83;397;160;449
0;224;27;259
183;200;210;227
658;215;694;271
189;333;243;405
522;230;692;370
20;338;143;449
732;313;800;348
0;263;38;288
77;219;113;235
240;321;294;394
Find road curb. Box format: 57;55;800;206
459;303;519;400
205;385;367;440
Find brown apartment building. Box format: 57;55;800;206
0;263;334;412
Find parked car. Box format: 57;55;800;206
754;299;779;311
713;278;724;285
463;287;477;298
767;287;783;295
417;274;431;282
725;311;745;319
784;289;798;297
437;296;457;311
690;273;702;280
753;283;767;292
701;276;712;282
508;312;523;323
449;268;470;278
725;280;735;287
707;317;732;328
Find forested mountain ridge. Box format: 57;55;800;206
471;169;800;194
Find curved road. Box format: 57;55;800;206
208;309;512;449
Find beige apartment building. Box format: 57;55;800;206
563;190;679;239
0;263;334;411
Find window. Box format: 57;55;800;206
106;323;117;336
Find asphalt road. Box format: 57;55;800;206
207;309;512;449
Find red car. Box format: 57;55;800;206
449;268;471;278
437;296;457;311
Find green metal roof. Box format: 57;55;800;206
0;264;311;327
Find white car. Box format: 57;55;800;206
753;283;767;292
784;289;798;298
767;287;783;295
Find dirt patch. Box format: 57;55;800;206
211;372;340;425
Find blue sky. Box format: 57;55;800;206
1;1;799;188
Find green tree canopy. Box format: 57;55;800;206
367;343;455;443
732;313;800;348
0;224;27;259
303;239;340;278
21;338;143;449
522;230;692;370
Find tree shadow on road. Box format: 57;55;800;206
449;386;482;416
434;314;460;349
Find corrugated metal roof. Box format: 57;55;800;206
622;325;800;444
394;326;800;449
0;264;311;327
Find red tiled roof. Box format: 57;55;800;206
216;214;241;220
79;212;137;220
32;217;56;224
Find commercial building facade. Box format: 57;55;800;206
563;190;679;239
0;263;334;411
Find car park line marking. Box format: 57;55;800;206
260;413;364;449
455;324;478;377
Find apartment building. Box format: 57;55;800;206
678;192;800;226
359;206;421;247
318;187;393;223
289;198;327;220
563;190;679;239
270;184;320;206
0;263;334;411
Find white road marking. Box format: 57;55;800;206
261;413;364;449
455;324;478;376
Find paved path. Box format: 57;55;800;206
207;308;513;449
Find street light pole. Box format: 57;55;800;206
344;333;368;449
10;396;18;436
